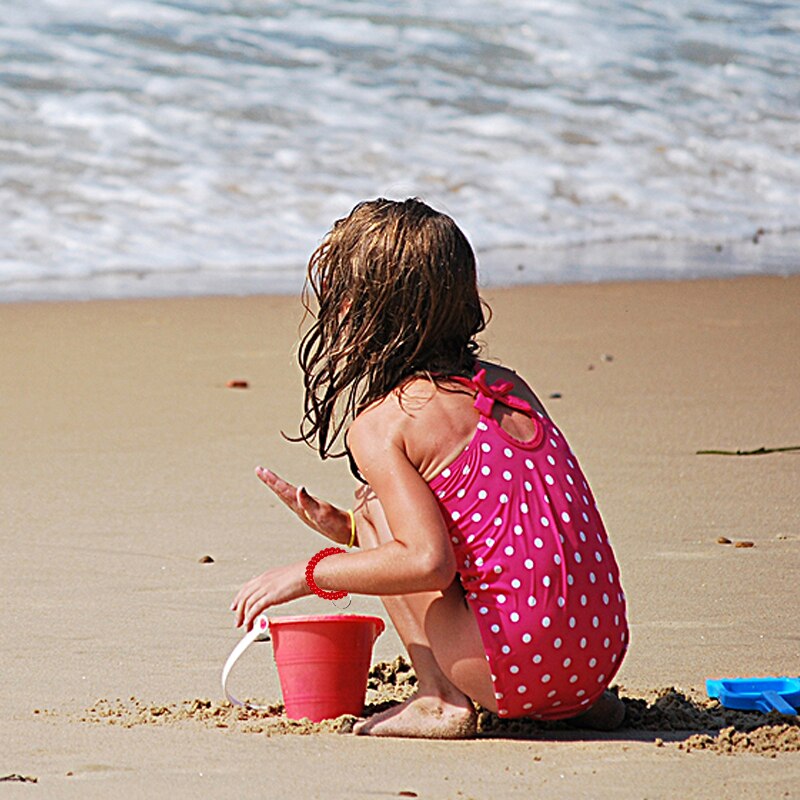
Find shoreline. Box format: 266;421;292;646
2;230;799;304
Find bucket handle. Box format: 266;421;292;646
221;613;273;709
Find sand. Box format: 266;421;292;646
1;275;799;798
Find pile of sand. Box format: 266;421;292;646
53;658;797;754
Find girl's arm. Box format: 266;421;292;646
310;412;457;596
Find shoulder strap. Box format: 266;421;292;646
469;368;533;418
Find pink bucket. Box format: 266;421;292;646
269;614;385;722
221;612;386;723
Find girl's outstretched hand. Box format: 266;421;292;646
230;560;310;630
255;466;353;545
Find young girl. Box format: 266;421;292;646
231;198;628;738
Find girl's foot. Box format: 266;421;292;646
353;692;477;739
569;690;626;731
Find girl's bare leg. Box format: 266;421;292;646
352;490;497;738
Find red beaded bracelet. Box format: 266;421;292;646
305;547;348;601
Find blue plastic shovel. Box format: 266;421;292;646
706;677;800;716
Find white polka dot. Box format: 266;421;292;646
493;564;502;574
549;438;558;448
490;624;500;633
580;637;588;648
475;557;484;567
523;702;533;710
541;616;551;628
499;493;509;504
498;709;509;716
479;607;488;615
451;511;461;521
597;674;606;683
497;594;506;604
604;637;611;648
544;494;551;504
569;674;579;684
524;558;534;569
553;637;562;648
582;512;590;523
527;596;537;607
579;531;587;542
602;593;610;605
553;554;562;565
477;421;488;431
504;447;513;458
534;537;544;548
457;488;466;499
442;468;451;478
481;465;491;476
589;572;597;584
486;537;495;547
511;578;521;589
494;517;503;527
592;616;600;628
612;653;618;663
525;459;534;470
532;654;542;664
479;582;489;590
540;516;550;527
614;614;620;626
504;545;515;557
478;489;488;500
463;465;470;475
510;612;520;623
545;474;555;485
502;645;511;654
589;658;597;668
567;475;574;485
557;596;566;608
563;657;572;668
580;594;588;606
481;442;492;453
467;534;475;544
568;459;575;469
522;633;532;644
524;481;532;492
451;536;460;544
517;685;527;694
520;502;529;514
510;665;519;674
541;674;551;683
471;512;482;523
514;524;523;535
575;553;583;564
583;495;589;505
565;492;573;502
551;700;562;708
567;574;575;586
576;689;586;697
502;470;512;481
595;551;603;563
569;616;576;628
561;511;571;523
608;572;615;584
542;576;551;587
547;455;556;466
547;689;557;698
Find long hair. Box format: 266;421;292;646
294;198;488;462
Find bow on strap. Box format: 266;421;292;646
471;368;533;417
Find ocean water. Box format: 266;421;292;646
1;0;799;301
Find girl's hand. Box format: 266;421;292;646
255;466;353;545
230;560;310;630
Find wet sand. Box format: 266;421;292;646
1;275;799;797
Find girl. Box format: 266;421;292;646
231;198;628;738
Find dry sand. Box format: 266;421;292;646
1;275;799;798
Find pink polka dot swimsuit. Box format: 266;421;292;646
428;369;628;720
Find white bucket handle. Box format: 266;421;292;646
221;613;273;709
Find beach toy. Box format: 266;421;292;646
222;613;386;722
706;677;800;716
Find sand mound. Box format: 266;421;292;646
55;658;797;754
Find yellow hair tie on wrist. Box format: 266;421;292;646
346;509;357;549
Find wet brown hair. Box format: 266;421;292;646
294;197;488;463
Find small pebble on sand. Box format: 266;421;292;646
226;380;249;389
716;537;732;545
198;555;215;563
734;541;755;548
